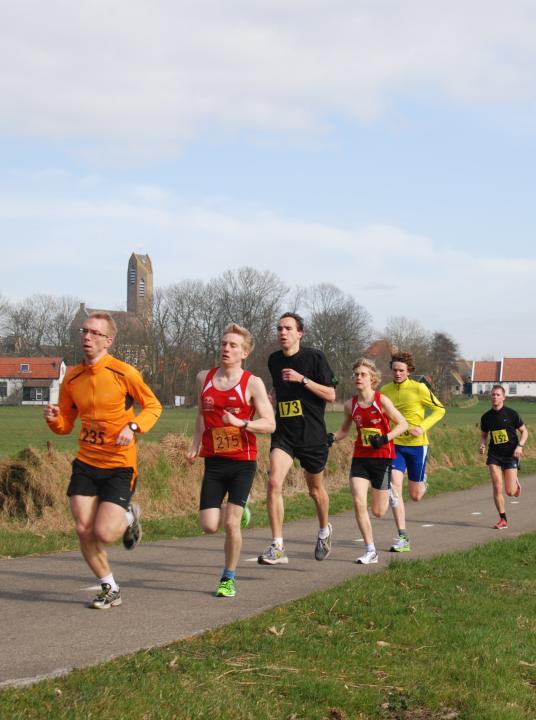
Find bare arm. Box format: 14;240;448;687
479;431;488;455
280;367;336;402
514;424;528;459
186;370;208;464
332;400;353;442
223;375;276;433
44;383;78;435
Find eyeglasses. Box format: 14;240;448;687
79;328;109;339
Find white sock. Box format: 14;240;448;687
125;508;134;526
272;537;284;549
318;526;330;539
365;544;375;553
99;573;119;592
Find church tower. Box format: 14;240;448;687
127;253;153;323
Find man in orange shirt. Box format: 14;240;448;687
45;311;161;609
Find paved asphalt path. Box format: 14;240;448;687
1;478;534;688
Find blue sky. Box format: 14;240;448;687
1;1;535;359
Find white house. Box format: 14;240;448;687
0;357;66;405
471;358;536;397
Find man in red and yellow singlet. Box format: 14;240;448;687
45;312;161;609
187;323;275;598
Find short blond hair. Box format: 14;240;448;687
223;323;255;354
88;311;117;339
352;357;381;388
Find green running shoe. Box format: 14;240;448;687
241;503;252;529
216;577;236;597
390;535;411;552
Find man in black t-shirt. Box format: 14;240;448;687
258;313;337;565
479;385;528;530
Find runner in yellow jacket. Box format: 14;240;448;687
380;352;445;553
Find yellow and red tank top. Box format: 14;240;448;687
351;391;394;459
200;368;257;461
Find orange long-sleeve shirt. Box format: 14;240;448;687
47;354;162;476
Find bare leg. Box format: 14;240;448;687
71;497;128;579
503;468;520;496
370;488;389;519
304;470;330;529
350;476;373;545
199;507;222;534
390;468;406;532
488;465;505;514
408;479;427;501
267;448;294;538
222;503;244;571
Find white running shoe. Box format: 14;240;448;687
355;549;378;565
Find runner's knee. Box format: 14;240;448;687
200;518;219;534
74;521;94;543
94;526;120;544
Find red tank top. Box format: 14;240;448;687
351;391;394;459
200;368;257;461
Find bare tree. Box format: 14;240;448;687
3;294;81;357
0;294;9;334
305;283;373;401
427;331;459;403
44;296;81;352
382;316;432;373
212;267;288;380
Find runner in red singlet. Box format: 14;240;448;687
186;323;275;597
330;358;407;564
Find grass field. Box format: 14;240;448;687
0;398;534;459
1;533;535;719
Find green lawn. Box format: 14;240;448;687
1;399;534;459
0;406;198;458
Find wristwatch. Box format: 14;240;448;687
301;376;310;385
128;422;139;432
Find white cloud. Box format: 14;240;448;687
1;177;534;357
2;1;536;155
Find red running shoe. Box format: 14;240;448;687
493;518;508;530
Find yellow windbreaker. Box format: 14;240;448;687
380;378;445;446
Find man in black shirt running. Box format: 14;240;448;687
480;385;528;529
258;313;337;565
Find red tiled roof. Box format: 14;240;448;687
0;357;64;379
472;361;500;382
502;358;536;382
365;339;396;357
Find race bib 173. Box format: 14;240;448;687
278;400;303;418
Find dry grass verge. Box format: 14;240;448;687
1;428;533;534
0;434;353;533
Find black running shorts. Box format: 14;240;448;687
486;453;519;470
68;459;135;509
199;457;256;510
350;457;391;491
270;437;329;474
